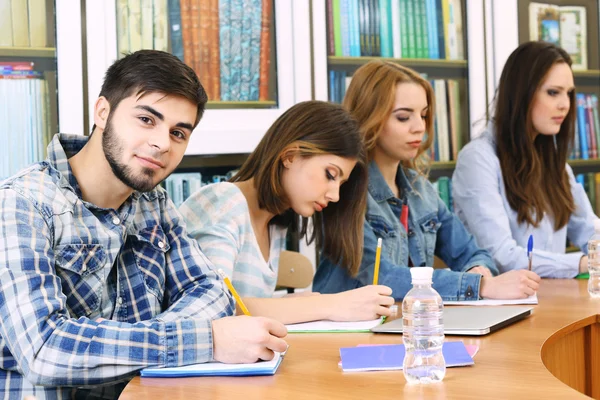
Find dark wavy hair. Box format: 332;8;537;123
493;41;575;229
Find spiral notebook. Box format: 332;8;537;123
140;352;284;378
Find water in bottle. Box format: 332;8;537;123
588;220;600;298
402;266;445;384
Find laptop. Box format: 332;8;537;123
371;306;534;336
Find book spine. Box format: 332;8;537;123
11;0;30;47
28;0;48;47
168;0;184;61
379;0;390;58
153;0;169;51
326;0;335;56
180;0;194;67
229;0;243;101
587;95;598;159
435;0;445;58
333;0;343;56
197;0;212;98
248;0;261;101
258;0;271;101
405;0;416;58
577;93;589;160
219;0;232;100
391;0;401;58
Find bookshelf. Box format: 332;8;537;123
312;0;486;171
84;0;313;156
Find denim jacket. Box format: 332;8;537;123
313;161;498;301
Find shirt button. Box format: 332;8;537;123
158;241;165;249
466;285;474;298
118;297;123;305
112;216;120;225
81;265;87;272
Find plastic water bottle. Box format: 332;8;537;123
587;220;600;298
402;266;446;384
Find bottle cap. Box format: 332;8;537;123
594;219;600;233
409;266;434;284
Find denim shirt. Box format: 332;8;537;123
314;161;497;301
453;127;597;278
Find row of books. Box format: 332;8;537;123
529;2;588;70
0;0;54;48
0;62;53;180
576;173;600;217
116;0;273;102
326;0;464;60
569;93;600;160
329;71;463;162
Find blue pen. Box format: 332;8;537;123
527;235;534;271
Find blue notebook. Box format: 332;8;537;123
339;342;474;372
140;352;283;378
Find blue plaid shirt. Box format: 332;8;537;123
0;134;234;399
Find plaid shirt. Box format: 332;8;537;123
0;134;234;399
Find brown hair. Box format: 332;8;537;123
97;50;207;129
343;60;435;177
493;41;575;229
231;101;368;276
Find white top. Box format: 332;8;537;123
452;127;598;278
179;182;288;297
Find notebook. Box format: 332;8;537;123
371;306;534;336
140;352;284;378
444;294;538;306
339;341;474;372
286;317;384;333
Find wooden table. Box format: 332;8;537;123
120;279;600;399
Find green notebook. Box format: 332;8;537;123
575;272;589;279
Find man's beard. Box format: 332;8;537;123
102;119;158;193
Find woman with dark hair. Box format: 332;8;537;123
453;41;598;278
179;100;394;324
314;60;539;301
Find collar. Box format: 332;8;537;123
367;160;414;202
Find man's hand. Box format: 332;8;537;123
212;316;288;364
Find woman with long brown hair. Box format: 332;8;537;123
453;41;597;278
179;100;394;324
314;60;539;301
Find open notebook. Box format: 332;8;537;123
140;352;284;378
444;294;538;306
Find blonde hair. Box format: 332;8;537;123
343;60;435;177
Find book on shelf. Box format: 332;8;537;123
529;2;588;70
117;0;274;103
327;0;463;60
0;61;53;180
570;93;600;160
575;172;600;216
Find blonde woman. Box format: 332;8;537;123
313;60;540;301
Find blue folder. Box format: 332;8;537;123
340;341;474;372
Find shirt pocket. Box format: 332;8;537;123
132;226;170;300
417;213;442;257
55;244;106;317
366;214;398;259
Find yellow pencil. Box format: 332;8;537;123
217;269;251;316
373;238;382;285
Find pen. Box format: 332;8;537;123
217;269;251;316
527;235;533;271
373;238;382;285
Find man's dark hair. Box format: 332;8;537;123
94;50;207;131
